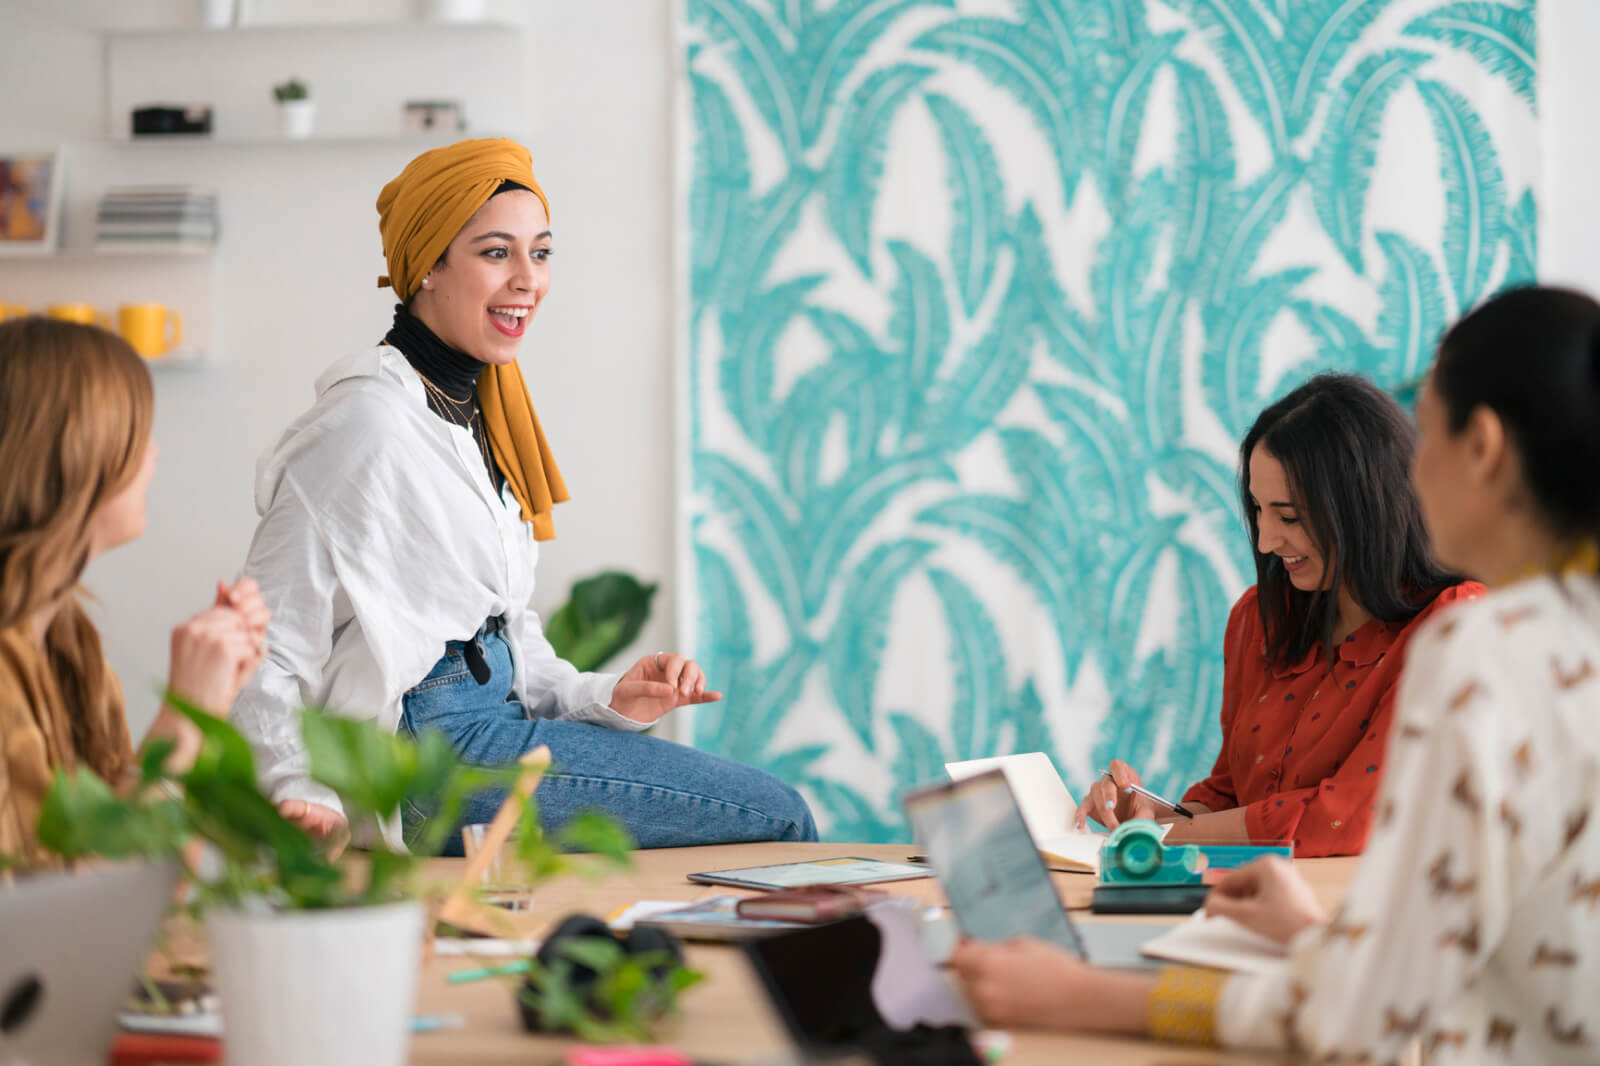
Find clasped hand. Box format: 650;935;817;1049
167;577;270;717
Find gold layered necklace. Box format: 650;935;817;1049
416;371;497;480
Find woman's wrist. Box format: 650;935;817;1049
1146;966;1225;1046
1071;968;1161;1035
144;705;203;775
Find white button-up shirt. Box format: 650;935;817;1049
232;346;643;845
1219;573;1600;1064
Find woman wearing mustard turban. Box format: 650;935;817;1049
231;139;816;851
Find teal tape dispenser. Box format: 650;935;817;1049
1099;820;1206;885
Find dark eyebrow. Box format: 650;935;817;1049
1249;493;1298;509
469;229;553;243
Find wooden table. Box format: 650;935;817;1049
410;842;1360;1066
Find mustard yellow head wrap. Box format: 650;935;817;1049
376;137;568;539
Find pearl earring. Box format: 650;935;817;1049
422;277;431;287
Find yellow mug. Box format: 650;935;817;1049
47;303;112;329
0;304;28;322
119;303;184;359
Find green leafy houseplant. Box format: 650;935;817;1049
271;77;309;103
519;935;704;1043
544;571;658;672
37;696;629;908
28;695;700;1044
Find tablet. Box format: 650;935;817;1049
686;856;931;891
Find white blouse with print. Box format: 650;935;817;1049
1218;573;1600;1064
231;346;645;844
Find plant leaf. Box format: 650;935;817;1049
927;569;1007;760
1374;230;1450;384
1416;77;1506;314
1309;50;1429;273
821;64;933;276
924;93;1005;315
1403;2;1537;107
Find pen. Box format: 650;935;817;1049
1099;770;1195;819
410;1012;467;1032
446;959;532;984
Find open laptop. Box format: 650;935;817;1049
0;861;180;1066
903;769;1173;969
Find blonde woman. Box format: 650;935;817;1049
0;318;269;865
951;286;1600;1064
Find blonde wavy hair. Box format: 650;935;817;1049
0;317;152;778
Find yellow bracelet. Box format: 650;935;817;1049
1147;966;1225;1046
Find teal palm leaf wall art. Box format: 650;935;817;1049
679;0;1538;840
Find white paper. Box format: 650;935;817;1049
606;899;699;931
117;1010;223;1038
865;899;978;1029
432;937;541;956
945;753;1076;841
946;752;1105;872
1137;911;1287;974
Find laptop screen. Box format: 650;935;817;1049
742;916;887;1048
903;769;1087;958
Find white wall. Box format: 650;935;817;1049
1;0;1596;742
1540;0;1600;297
1;0;677;738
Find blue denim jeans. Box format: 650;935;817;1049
398;621;818;855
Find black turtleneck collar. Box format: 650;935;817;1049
385;304;484;407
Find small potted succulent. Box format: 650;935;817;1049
272;77;313;139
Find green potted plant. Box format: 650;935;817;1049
31;698;683;1066
272;77;313;139
545;570;658;672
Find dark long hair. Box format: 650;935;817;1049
1432;286;1600;543
1241;374;1454;666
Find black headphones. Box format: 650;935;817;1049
515;913;686;1034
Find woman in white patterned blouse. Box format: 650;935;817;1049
949;285;1600;1065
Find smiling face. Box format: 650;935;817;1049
1247;445;1329;592
407;189;552;365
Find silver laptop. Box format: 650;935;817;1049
0;861;179;1066
904;769;1173;969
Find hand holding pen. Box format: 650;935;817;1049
1116;776;1194;819
1072;759;1193;829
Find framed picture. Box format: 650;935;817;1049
0;148;63;256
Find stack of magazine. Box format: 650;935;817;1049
95;186;218;253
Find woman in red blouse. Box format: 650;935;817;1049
1075;374;1482;856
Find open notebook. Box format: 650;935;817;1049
1136;911;1288;974
944;753;1106;874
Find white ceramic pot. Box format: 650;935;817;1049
278;98;315;139
207;901;424;1066
200;0;235;27
420;0;486;22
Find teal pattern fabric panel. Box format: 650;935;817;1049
679;0;1538;840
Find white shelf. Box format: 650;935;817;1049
104;17;525;145
142;350;212;370
108;132;477;149
107;19;525;37
0;253;220;369
0;247;216;262
35;246;218;259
